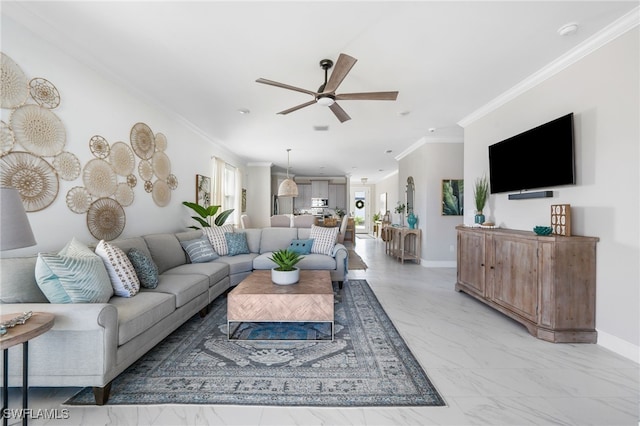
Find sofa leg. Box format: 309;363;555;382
338;281;343;290
199;306;209;318
93;382;112;405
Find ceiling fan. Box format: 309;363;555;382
256;53;398;123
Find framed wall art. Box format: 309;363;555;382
442;179;463;216
196;174;211;207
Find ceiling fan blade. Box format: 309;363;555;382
336;91;399;101
323;53;357;94
329;102;351;123
256;78;317;97
277;99;317;115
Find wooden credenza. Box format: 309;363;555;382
455;225;598;343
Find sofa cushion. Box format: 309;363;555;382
143;273;209;308
180;234;218;263
309;225;338;256
203;224;234;256
239;229;261;253
0;256;48;303
35;238;113;303
297;253;337;270
225;232;250;256
109;236;152;259
109;291;175;346
259;227;298;254
142;233;186;274
215;253;257;275
127;248;159;289
164;261;229;287
289;238;313;255
95;240;140;297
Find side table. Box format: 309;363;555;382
1;312;55;426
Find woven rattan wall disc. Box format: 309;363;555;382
0;151;59;212
1;53;29;109
130;122;155;159
87;197;125;241
83;158;117;197
10;104;66;157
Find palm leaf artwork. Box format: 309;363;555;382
182;201;234;229
442;180;463;216
268;249;304;272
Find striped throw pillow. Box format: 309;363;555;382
204;224;234;256
309;225;339;256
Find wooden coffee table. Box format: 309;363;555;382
227;270;334;340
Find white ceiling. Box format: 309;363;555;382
3;1;637;183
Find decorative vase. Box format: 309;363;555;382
407;213;417;229
474;211;485;224
271;267;299;285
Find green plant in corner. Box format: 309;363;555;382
268;249;304;272
182;201;234;229
394;202;406;214
473;175;489;214
373;212;381;222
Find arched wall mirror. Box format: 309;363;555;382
406;176;415;214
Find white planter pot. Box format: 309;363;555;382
271;267;299;285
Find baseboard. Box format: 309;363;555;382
421;260;456;268
597;329;640;364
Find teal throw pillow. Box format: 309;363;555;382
127;248;159;289
180;235;218;263
289;239;314;255
225;232;250;256
35;238;113;303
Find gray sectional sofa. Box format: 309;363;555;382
0;226;348;404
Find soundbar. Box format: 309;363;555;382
508;190;553;200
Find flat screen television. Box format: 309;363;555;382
488;113;575;194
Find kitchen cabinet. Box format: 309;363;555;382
328;184;346;210
311;180;329;198
294;184;311;210
456;225;598;343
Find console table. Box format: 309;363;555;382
1;312;55;426
384;226;421;264
456;225;598;343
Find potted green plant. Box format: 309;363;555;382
182;201;234;229
473;175;489;224
394;202;406;226
268;248;304;285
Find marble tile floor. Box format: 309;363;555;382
5;237;639;425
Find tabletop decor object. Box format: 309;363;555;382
533;226;553;236
551;204;571;236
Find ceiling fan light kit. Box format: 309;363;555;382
256;53;398;123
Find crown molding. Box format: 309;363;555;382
458;6;640;128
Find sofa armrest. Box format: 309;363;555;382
1;303;119;386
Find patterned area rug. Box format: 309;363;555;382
65;280;444;407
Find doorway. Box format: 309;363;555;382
352;187;370;234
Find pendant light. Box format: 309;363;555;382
277;149;298;197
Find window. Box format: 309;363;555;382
212;157;240;225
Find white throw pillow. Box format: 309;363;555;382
309;225;339;256
204;224;234;256
95;240;140;297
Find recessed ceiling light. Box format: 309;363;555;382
429;128;436;133
313;125;329;131
398;111;411;116
558;22;578;36
237;108;250;114
385;149;393;154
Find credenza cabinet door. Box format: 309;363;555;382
457;230;486;297
490;235;538;322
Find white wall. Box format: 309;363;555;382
399;141;464;266
1;17;243;257
462;28;639;356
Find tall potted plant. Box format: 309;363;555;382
269;249;304;285
473;175;489;224
182;202;234;229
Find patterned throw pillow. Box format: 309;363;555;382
127;248;159;289
289;238;314;255
309;225;339;256
204;224;234;256
95;240;141;297
225;232;250;256
180;235;218;263
35;238;114;303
